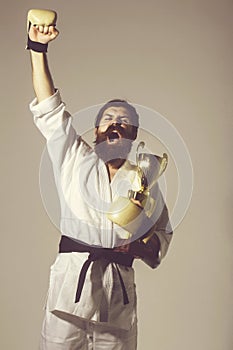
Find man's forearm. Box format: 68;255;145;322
30;51;55;103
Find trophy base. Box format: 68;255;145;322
107;197;143;231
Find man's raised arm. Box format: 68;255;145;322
27;14;59;102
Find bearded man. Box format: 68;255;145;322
27;11;173;350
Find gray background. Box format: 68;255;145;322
0;0;232;349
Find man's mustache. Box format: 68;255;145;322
101;124;126;138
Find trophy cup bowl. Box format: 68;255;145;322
137;152;168;190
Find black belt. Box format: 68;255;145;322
59;235;134;305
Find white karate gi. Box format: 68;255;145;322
30;90;172;349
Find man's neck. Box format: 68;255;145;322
106;159;126;181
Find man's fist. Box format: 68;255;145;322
28;24;59;44
26;9;59;52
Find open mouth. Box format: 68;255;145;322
107;131;121;144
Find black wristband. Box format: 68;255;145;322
26;35;48;53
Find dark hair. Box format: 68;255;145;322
94;99;140;128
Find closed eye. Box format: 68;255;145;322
101;116;112;124
101;114;131;125
120;117;130;124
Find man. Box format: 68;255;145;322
28;13;172;350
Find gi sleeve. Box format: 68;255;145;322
131;185;173;268
154;203;173;261
140;183;173;268
29;90;90;170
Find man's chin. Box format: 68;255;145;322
94;139;132;163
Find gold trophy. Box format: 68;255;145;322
107;142;168;240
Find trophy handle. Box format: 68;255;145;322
135;141;146;192
147;152;168;190
157;153;168;179
136;141;145;166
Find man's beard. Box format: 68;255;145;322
94;124;133;164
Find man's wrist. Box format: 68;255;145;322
26;36;48;53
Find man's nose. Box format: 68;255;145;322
111;117;122;126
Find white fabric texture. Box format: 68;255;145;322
40;308;137;350
44;252;137;330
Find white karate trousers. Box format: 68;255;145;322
39;309;137;350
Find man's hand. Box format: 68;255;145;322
114;242;131;253
114;234;161;268
114;239;143;259
29;25;59;44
